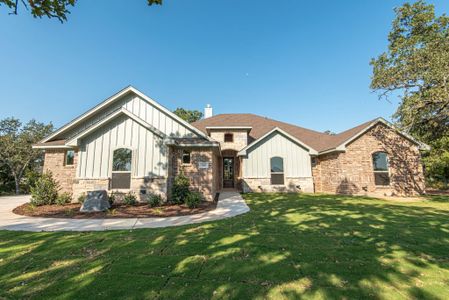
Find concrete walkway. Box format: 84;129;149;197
0;191;249;232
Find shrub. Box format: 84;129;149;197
185;191;202;208
56;192;72;205
123;192;137;205
30;171;59;206
171;173;190;204
77;193;87;204
109;192;116;205
147;193;162;207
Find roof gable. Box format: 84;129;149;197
237;127;318;156
40;86;209;145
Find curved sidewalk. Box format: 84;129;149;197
0;191;249;232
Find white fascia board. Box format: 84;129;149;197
237;127;318;156
206;126;252;131
40;86;211;143
32;145;74;149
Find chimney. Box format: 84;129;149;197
204;104;213;119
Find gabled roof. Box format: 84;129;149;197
237;127;318;156
192;114;429;154
39;86;210;146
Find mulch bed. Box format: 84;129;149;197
13;201;217;219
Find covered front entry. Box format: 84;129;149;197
223;157;234;188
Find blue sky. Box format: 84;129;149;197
1;0;448;133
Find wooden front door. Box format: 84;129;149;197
223;157;234;188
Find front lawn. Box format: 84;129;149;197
1;193;449;299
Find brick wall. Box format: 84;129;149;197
43;149;77;194
169;147;217;201
312;123;425;196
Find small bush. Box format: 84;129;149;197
147;193;162;207
56;192;72;205
77;193;87;204
171;173;190;204
186;191;202;208
30;172;59;206
123;192;137;205
109;192;116;205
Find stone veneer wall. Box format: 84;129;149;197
169;147;217;201
71;178;167;202
242;177;314;193
312;123;425;196
209;130;248;152
43;149;77;194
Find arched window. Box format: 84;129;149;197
111;148;132;189
270;156;284;185
372;152;390;186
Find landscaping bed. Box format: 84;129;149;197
13;201;217;219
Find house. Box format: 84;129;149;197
33;86;428;201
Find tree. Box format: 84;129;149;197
0;0;162;22
370;0;449;141
173;108;203;123
0;118;53;194
371;1;449;189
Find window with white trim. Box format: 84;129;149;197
65;150;75;166
182;150;191;164
372;152;390;186
270;156;284;185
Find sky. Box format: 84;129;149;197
1;0;448;133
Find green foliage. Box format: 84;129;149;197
147;193;162;207
77;193;86;204
109;192;116;205
0;117;53;194
56;192;72;205
30;172;59;206
173;108;203;123
123;192;137;205
0;0;162;23
370;0;449;142
171;173;190;204
185;191;202;208
422;136;449;189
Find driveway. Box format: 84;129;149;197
0;191;249;232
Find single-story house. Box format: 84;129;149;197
34;86;429;201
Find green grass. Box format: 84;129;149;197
1;193;449;299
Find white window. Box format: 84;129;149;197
270;156;284;185
65;150;75;166
182;150;191;164
372;152;390;186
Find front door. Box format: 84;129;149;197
223;157;234;188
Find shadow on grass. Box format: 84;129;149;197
1;193;449;299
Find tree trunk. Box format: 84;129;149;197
14;176;20;195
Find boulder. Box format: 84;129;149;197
80;190;111;212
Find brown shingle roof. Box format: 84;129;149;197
192;114;377;153
33;139;67;147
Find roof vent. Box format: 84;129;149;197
204;104;213;119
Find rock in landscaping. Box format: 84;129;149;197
80;190;110;212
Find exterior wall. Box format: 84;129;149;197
77;115;167;179
72;178;167;202
313;123;425;196
169;147;217;201
43;149;77;194
209;129;248;152
242;177;314;193
242;131;313;178
62;94;199;141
